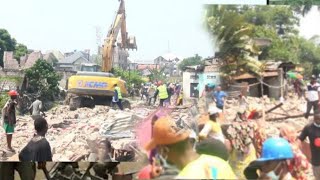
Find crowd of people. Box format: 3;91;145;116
138;81;183;107
136;79;320;180
1;76;320;179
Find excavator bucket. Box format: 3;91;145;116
126;36;137;50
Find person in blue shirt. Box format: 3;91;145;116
213;86;227;110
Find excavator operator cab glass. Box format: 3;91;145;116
80;64;101;72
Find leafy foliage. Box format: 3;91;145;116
205;5;320;78
25;59;61;100
205;5;264;78
0;93;9;110
178;54;203;71
14;43;28;63
0;29;17;67
269;1;320;16
113;67;145;86
148;67;168;82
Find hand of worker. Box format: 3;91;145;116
151;157;163;178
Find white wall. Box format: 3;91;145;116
183;71;200;98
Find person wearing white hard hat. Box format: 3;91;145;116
198;106;225;143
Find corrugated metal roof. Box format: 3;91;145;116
234;71;278;80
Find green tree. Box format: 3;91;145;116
113;67;144;86
205;5;264;78
178;54;203;71
25;59;61;100
0;29;17;67
14;43;28;63
148;67;167;82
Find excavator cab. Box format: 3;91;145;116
80;63;101;72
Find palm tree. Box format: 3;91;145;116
205;5;264;80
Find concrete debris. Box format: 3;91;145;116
223;96;308;137
0;103;153;161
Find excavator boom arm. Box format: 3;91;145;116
102;0;137;72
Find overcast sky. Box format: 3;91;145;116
0;1;319;62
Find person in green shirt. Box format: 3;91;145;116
1;90;19;152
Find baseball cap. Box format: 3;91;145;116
144;116;191;151
208;106;222;115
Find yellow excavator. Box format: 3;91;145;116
65;0;137;110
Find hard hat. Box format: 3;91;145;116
256;137;293;162
8;90;18;96
208;106;222;115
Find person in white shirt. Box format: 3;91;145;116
305;77;320;119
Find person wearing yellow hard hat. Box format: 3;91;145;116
1;90;19;152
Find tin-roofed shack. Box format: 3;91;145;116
229;61;296;99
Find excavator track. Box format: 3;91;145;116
65;93;131;111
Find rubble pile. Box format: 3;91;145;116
224;95;309;138
0;103;154;161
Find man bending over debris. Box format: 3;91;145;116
19;117;52;164
28;95;44;120
1;90;19;152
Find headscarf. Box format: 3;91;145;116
279;125;297;144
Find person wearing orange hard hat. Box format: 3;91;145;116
1;90;19;152
144;116;237;179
